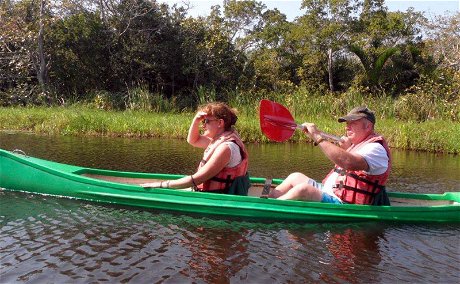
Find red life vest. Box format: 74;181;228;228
196;131;249;193
323;134;392;205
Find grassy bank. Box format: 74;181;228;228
1;106;459;154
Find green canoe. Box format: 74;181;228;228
1;149;459;223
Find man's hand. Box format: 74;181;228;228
338;136;352;149
301;122;322;141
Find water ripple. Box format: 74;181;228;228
1;191;459;283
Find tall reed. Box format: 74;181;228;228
1;90;459;154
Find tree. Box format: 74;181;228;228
0;0;47;104
220;0;266;51
295;0;361;92
245;8;297;92
47;12;112;97
348;44;399;88
423;12;460;71
346;2;427;95
180;16;243;96
37;0;46;93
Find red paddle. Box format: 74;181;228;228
259;99;343;142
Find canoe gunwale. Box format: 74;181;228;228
1;149;459;223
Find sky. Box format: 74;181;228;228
162;0;460;21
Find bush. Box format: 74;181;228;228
125;85;152;111
395;70;460;121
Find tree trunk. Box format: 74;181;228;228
99;0;107;24
328;48;334;92
38;0;46;93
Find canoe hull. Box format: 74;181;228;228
1;149;459;223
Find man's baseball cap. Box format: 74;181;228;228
338;106;376;124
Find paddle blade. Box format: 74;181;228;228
259;100;296;142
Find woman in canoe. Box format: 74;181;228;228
140;102;250;195
269;106;391;205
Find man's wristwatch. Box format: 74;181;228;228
314;137;325;146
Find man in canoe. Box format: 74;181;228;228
140;102;250;195
269;106;391;205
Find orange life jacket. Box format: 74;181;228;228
196;131;249;193
323;134;391;205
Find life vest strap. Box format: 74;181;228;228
339;184;384;196
210;176;234;183
202;175;233;193
334;168;385;190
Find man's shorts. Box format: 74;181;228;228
307;179;343;204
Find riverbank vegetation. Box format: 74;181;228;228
1;1;459;153
1;90;459;154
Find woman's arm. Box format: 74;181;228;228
140;144;231;189
187;111;211;149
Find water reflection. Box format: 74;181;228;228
1;191;459;283
321;226;384;283
179;226;250;282
252;223;384;283
390;150;460;193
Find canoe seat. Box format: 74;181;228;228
81;174;457;206
82;174;160;184
83;173;272;197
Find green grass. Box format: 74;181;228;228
1;105;459;154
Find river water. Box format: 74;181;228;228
1;132;459;283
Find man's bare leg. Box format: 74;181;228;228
269;172;310;198
277;182;323;201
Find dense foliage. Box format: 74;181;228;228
0;0;459;121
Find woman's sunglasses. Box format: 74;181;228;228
203;118;219;124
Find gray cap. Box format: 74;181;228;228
338;106;375;124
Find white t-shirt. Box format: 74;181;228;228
224;142;242;167
322;143;389;196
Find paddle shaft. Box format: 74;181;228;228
259;100;343;143
293;124;343;142
263;115;342;142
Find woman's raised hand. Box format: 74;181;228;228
194;111;207;123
